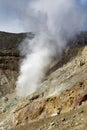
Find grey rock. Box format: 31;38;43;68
2;97;8;103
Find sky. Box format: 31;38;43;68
0;0;87;33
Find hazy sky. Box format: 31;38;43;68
0;0;87;33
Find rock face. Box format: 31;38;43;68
0;50;19;96
0;32;24;96
0;31;34;96
0;31;87;130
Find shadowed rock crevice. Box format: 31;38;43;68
47;32;87;76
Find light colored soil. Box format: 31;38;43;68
13;102;87;130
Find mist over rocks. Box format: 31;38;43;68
0;31;87;97
0;31;87;130
16;0;87;97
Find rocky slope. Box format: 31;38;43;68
0;31;87;130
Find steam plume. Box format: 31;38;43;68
16;0;86;97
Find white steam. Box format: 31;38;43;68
16;0;86;97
